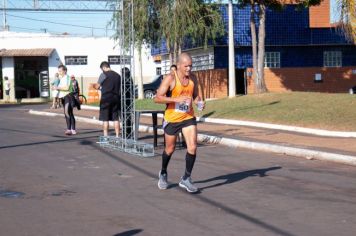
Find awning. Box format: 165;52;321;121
0;48;55;57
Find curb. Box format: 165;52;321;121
29;109;356;167
80;105;356;138
198;134;356;166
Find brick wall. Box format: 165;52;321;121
247;67;356;94
309;0;330;28
194;69;228;99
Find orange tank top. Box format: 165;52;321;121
164;72;195;123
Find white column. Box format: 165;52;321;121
228;0;236;98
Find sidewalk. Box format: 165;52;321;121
29;105;356;166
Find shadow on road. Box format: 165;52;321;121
88;143;295;236
196;166;282;191
113;229;143;236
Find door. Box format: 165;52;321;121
235;68;246;95
14;57;48;99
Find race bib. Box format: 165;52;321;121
175;102;190;113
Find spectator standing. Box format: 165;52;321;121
69;75;81;111
51;73;60;109
4;77;10;103
54;65;77;135
93;61;121;137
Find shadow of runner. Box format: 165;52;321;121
90;143;295;236
113;229;143;236
196;166;281;191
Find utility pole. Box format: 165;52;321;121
228;0;236;98
2;0;9;31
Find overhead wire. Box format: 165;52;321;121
6;13;114;30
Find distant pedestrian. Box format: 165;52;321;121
54;65;77;135
93;61;121;137
154;52;205;193
169;64;177;76
69;75;81;111
51;73;60;109
4;76;10;103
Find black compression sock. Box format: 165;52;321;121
183;152;196;180
161;151;172;175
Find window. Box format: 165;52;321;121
65;56;87;65
324;51;342;67
156;67;162;75
108;55;131;65
264;52;280;68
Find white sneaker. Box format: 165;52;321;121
158;171;169;190
71;130;77;135
179;177;199;193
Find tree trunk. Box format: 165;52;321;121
256;3;267;93
250;2;258;93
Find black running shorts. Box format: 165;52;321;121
99;96;120;121
164;118;197;136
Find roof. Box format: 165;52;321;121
0;48;55;57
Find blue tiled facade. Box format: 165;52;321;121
152;4;356;69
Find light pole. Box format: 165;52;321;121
2;0;9;31
228;0;236;98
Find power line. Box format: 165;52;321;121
2;0;116;12
7;11;110;15
6;13;115;31
9;24;103;36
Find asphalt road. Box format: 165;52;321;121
1;104;356;236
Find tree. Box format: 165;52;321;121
109;0;154;99
236;0;323;94
151;0;225;64
109;0;224;98
337;0;356;44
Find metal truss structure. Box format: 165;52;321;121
99;0;153;157
1;0;117;12
117;0;136;144
1;0;154;156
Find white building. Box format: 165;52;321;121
0;31;157;103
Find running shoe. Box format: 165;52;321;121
65;130;72;135
158;171;169;190
71;130;77;135
179;177;198;193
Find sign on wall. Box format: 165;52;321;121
39;71;49;97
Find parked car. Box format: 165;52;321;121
142;75;163;99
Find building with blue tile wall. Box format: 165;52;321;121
152;4;356;69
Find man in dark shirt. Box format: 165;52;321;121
93;61;121;137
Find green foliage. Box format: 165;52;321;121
109;0;225;59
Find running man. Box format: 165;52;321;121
154;52;205;193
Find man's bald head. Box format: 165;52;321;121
177;52;192;64
177;53;193;78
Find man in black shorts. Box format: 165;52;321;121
154;53;205;193
93;61;121;137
